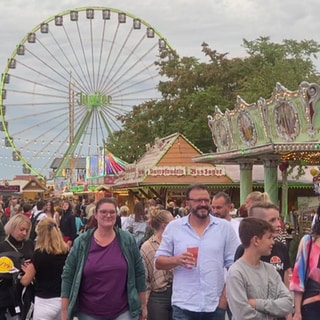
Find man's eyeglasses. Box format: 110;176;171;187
98;210;116;215
188;198;210;204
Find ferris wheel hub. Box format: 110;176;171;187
77;92;112;108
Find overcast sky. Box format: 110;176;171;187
0;0;319;180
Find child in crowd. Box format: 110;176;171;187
226;217;292;320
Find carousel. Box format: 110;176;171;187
194;81;320;226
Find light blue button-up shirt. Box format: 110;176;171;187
155;214;239;312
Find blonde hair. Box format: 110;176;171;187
149;208;172;231
119;205;129;217
35;218;68;254
247;191;271;203
4;214;31;239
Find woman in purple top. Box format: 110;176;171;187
61;197;147;320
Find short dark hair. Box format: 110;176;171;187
186;184;209;200
95;197;117;212
239;217;274;248
212;191;231;204
36;200;46;211
248;202;279;218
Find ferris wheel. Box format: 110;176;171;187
0;6;172;179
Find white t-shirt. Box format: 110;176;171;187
229;218;241;244
32;210;47;221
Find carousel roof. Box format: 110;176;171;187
195;81;320;166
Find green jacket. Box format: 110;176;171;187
61;227;146;320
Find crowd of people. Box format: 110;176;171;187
0;185;318;320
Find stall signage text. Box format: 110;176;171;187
148;166;225;176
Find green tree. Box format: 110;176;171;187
105;37;320;162
238;36;320;101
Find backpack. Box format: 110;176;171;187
0;251;24;280
29;212;44;241
0;250;34;319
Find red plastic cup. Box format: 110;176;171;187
187;245;199;267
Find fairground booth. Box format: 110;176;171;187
112;133;234;209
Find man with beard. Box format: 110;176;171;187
155;184;239;320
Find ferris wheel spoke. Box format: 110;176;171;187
3;105;68;144
98;27;134;92
109;72;160;99
99;34;135;93
15;119;70;171
22;48;72;86
101;106;132;122
96;23;121;91
75;22;95;92
10;74;68;96
11;108;69;140
7;89;66;100
13;60;69;93
97;109;118;136
31;37;90;94
5;102;67;108
58;26;93;93
89;20;96;90
91;113;107;149
103;44;158;94
47;118;81;158
112;87;158;101
96;20;108;91
105;34;146;89
4;105;66;125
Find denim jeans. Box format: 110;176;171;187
77;310;138;320
172;305;226;320
301;301;320;319
226;305;232;320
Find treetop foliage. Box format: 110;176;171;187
105;37;320;163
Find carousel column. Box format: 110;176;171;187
262;157;279;205
279;162;289;222
239;162;253;205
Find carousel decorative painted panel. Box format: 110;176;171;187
237;111;257;147
264;82;310;143
274;100;299;141
208;116;230;152
228;95;266;149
